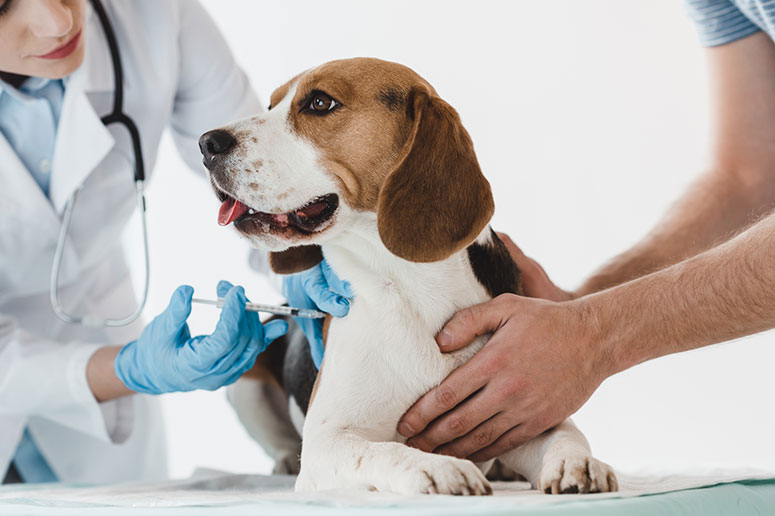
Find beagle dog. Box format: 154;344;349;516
199;58;617;495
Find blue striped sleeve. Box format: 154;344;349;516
684;0;762;46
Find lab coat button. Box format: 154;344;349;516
39;159;51;173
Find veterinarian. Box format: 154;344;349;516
0;0;289;484
392;0;775;461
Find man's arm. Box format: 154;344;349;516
594;209;775;373
579;32;775;295
398;206;775;461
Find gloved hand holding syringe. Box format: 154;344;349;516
193;297;327;319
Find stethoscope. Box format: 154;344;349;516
49;0;150;328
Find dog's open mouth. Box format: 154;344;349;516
216;190;339;234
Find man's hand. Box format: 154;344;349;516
496;233;574;302
397;294;611;462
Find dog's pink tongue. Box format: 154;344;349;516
218;198;249;226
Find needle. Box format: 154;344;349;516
192;298;327;319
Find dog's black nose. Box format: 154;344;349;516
199;130;236;164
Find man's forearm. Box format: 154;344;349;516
579;33;775;297
583;209;775;375
576;168;774;296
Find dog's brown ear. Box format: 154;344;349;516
377;88;494;262
269;245;323;274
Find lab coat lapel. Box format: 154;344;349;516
0;132;61;238
48;75;115;214
48;6;116;214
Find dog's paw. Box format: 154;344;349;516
390;455;492;496
538;456;618;494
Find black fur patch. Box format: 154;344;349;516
466;230;522;297
282;320;318;415
377;89;404;111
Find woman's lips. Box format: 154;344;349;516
36;29;82;60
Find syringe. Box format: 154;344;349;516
192;298;327;319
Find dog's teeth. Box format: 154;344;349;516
248;209;256;215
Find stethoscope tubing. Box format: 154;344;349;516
50;181;150;328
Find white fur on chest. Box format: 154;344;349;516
303;220;492;440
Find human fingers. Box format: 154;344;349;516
321;259;354;299
264;319;289;343
397;355;491;438
216;280;256;348
496;232;573;302
496;232;548;284
159;285;194;338
216;279;234;298
434;413;518;459
216;280;268;353
219;319;288;385
211;316;287;377
436;295;515;352
467;424;538;463
405;385;503;452
301;265;349;317
201;285;245;360
496;232;526;264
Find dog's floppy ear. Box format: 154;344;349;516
269;245;323;274
377;88;494;262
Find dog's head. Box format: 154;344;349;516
200;58;493;273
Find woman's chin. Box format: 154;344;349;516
42;44;86;79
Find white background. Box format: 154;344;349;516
127;0;775;478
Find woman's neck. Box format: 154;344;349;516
0;72;28;89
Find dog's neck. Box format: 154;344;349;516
322;220;492;335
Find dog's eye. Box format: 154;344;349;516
309;93;337;113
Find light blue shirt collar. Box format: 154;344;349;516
0;75;70;103
0;75;66;198
0;77;44;104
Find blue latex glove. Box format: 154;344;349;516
282;259;353;368
115;281;288;394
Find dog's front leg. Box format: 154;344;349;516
498;419;618;494
296;429;492;495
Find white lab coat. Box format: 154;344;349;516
0;0;261;483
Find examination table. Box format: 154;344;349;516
1;469;773;515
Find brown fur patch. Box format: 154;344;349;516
274;58;433;211
269;245;323;274
378;88;494;262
